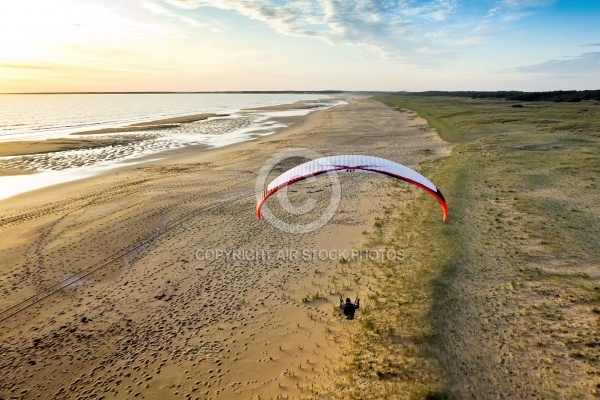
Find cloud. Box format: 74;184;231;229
0;63;64;70
582;43;600;47
161;0;461;65
140;0;222;31
486;0;555;22
503;0;556;8
160;0;556;67
514;52;600;75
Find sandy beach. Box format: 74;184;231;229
0;97;450;399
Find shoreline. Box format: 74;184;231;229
0;99;332;158
75;113;227;136
0;97;345;200
0;97;450;399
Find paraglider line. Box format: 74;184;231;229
256;164;448;222
256;166;347;218
360;167;448;222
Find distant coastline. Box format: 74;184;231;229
392;89;600;102
0;94;345;199
3;90;599;102
0;90;346;95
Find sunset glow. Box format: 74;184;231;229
1;0;599;92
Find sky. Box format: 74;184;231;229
0;0;599;92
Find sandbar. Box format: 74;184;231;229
75;113;227;135
0;137;146;157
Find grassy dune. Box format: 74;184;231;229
320;96;600;399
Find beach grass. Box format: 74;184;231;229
317;96;600;398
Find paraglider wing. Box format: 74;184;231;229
256;155;448;222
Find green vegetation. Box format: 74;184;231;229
395;90;600;102
378;95;600;143
320;95;600;399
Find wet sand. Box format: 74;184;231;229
0;137;148;158
76;113;226;136
0;114;224;158
0;98;339;177
0;98;449;399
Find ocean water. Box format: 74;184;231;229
0;93;337;141
0;93;343;200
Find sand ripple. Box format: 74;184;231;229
0;115;270;172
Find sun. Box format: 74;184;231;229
0;1;146;70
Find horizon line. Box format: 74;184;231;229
2;89;599;95
0;90;351;95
